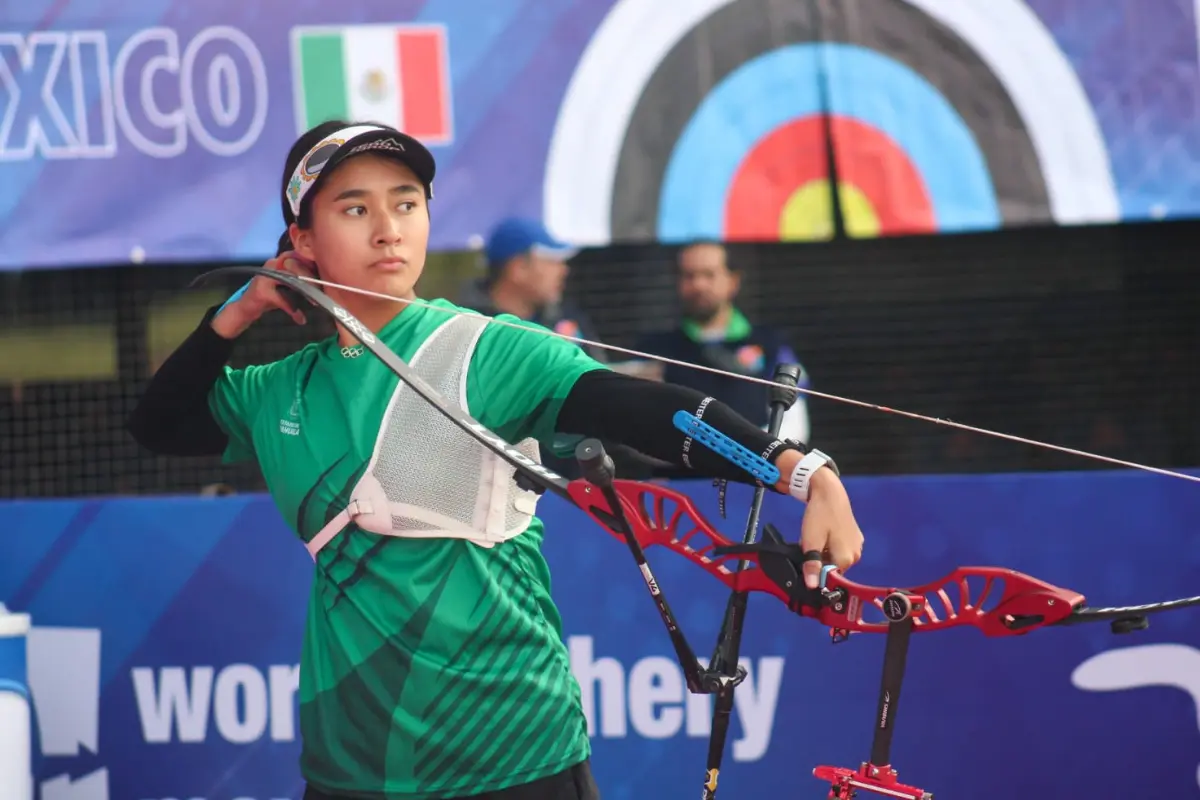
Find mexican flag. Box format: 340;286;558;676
291;23;453;143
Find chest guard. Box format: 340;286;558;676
306;314;543;558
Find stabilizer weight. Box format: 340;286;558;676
575;439;616;488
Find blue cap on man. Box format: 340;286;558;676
485;217;579;268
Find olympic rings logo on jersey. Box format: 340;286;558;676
543;0;1120;246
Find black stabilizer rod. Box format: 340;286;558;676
574;438;714;694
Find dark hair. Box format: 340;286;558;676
676;239;739;272
275;231;294;258
679;237;725;250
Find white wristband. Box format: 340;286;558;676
788;449;837;502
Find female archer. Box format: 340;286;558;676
128;120;866;800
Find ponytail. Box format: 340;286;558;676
276;230;293;257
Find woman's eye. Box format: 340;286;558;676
344;206;365;217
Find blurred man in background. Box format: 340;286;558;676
458;217;635;477
457;217;609;364
635;240;812;444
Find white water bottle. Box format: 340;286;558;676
0;603;33;800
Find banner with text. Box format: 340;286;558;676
1;469;1199;800
2;0;1199;269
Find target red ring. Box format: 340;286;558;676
724;116;936;240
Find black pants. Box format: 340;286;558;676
303;760;601;800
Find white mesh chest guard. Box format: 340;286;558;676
306;314;544;558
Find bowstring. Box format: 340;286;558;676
293;274;1200;486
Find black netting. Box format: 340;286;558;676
0;219;1196;499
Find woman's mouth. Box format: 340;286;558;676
372;257;407;272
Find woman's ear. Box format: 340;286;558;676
288;222;316;262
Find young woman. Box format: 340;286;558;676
128;120;866;800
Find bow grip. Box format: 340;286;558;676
711;539;826;613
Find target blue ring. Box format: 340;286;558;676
658;43;1000;240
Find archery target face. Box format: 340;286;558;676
544;0;1119;245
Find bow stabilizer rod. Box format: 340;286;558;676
699;364;802;799
572;439;716;694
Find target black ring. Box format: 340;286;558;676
609;0;1051;241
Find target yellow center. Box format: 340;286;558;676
779;180;882;240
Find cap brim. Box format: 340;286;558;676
531;243;579;261
319;128;437;198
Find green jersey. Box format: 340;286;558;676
207;299;607;798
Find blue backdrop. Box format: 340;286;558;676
2;470;1199;800
3;0;1200;268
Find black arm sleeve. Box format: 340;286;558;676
126;306;235;457
554;369;804;486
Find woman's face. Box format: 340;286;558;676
290;153;429;300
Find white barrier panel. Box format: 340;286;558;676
0;604;33;800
